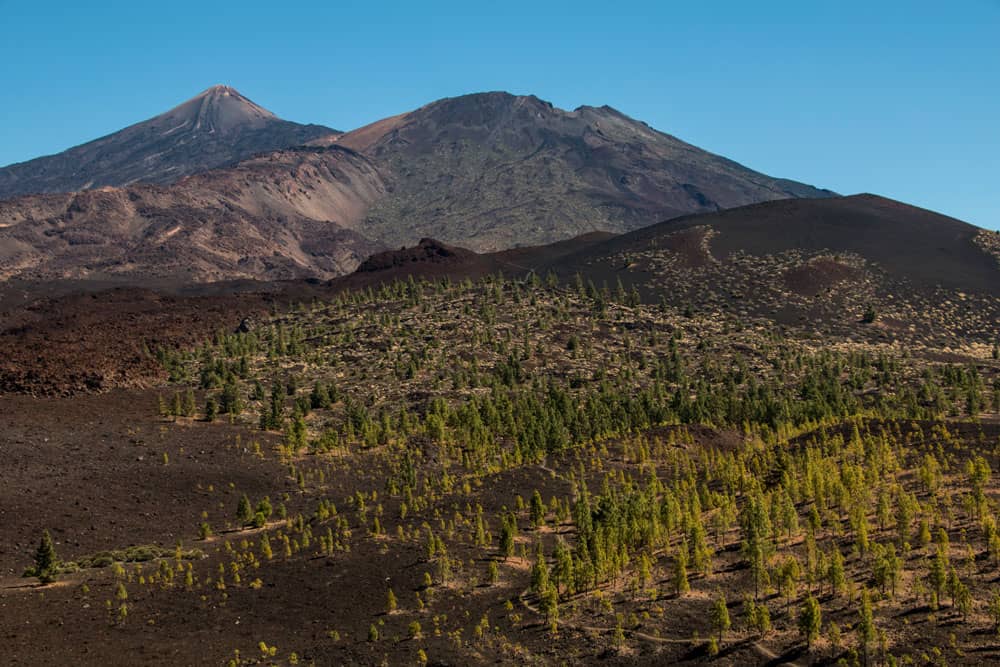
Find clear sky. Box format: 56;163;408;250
1;0;997;228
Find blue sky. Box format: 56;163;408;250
1;0;997;228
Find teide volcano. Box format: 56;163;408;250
0;85;338;198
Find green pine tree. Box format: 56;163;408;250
798;595;822;650
34;529;58;584
236;494;253;526
710;592;731;644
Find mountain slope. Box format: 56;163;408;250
0;89;842;282
539;194;1000;342
3;195;996;395
343;194;999;347
338;92;835;251
545;194;999;290
0;146;387;282
0;86;338;198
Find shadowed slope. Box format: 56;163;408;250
341;91;835;251
549;194;999;292
541;194;1000;342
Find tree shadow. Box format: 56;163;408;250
764;643;808;667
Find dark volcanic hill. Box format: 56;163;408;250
0;85;338;198
338;92;835;251
539;194;1000;343
4;195;997;395
346;195;1000;323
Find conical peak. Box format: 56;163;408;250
165;85;277;132
199;84;242;98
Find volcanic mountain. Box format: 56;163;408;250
0;85;338;198
338;92;835;251
0;89;837;282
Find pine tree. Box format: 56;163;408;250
744;597;771;638
710;592;731;644
236;494;253;526
204;396;218;422
183;388;197;417
531;543;549;594
689;519;712;576
33;530;58;584
798;595;822;650
552;538;574;596
256;496;273;520
955;579;972;621
741;489;773;599
387;587;398;613
929;547;948;606
778;557;801;605
673;545;690;597
613;615;626;650
499;514;515;560
827;622;842;653
541;583;559;631
858;588;875;665
530;490;546;528
310;381;331;410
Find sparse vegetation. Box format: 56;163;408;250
4;268;999;664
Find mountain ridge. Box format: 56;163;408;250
0;87;843;282
340;91;835;252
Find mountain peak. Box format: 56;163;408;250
202;84;238;95
420;91;557;117
0;86;335;198
195;84;260;105
164;85;277;133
